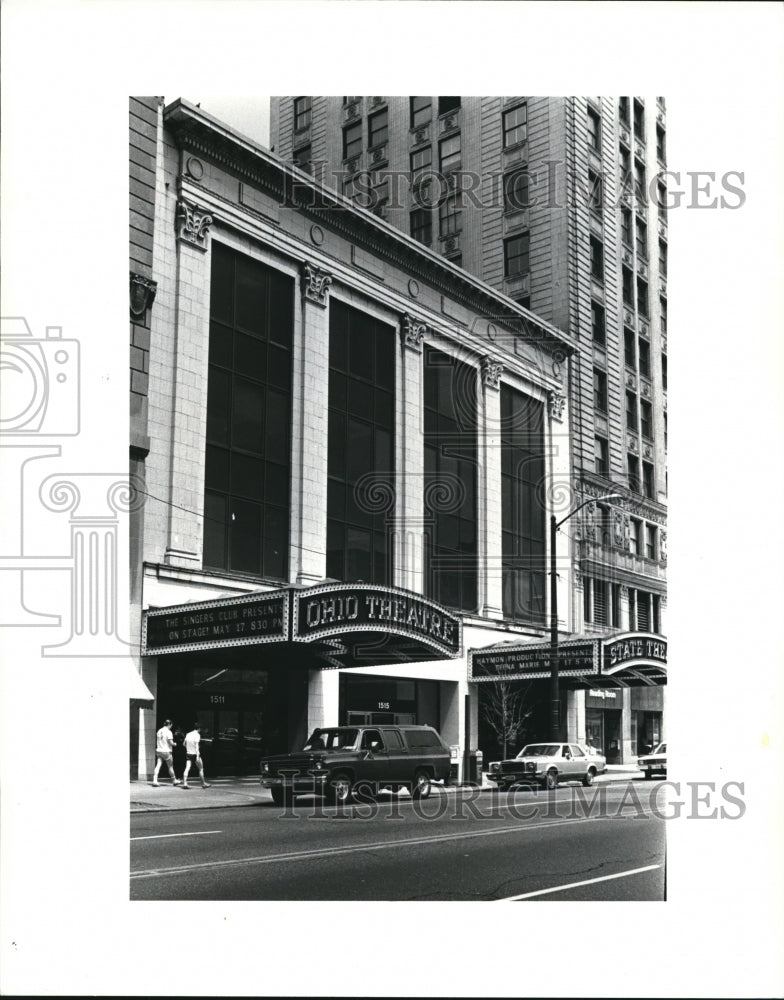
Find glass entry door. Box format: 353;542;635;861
192;707;265;777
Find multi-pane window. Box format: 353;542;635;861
585;578;621;627
628;454;641;493
439;133;461;173
516;295;531;310
652;593;661;633
594;435;609;477
661;352;668;391
660;296;667;333
621;207;632;245
503;103;527;147
634;159;646;201
504;169;530;212
294;96;312;131
424;347;477;612
410;96;432;128
624;327;636;368
622;266;634;306
642;460;655;499
640;399;653;439
619;147;631;190
638;338;651;376
504;232;529;277
626;391;638;431
204;242;293;579
588;169;603;213
619;96;630;124
664;412;668;450
636;590;650;632
659;240;667;276
438;96;461;115
410;146;432;177
591;301;606;344
636;217;648;258
590;236;605;283
633;99;645;142
637;276;649;317
368;109;388;149
343;121;362;160
593;367;608;412
646;524;657;560
293;144;311;172
629;518;641;555
501;385;545;624
656;125;666;163
439;194;461;236
658;181;668;222
327;300;395;586
587;106;601;151
630;590;661;633
410;207;432;245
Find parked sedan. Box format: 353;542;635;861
637;741;667;779
488;742;607;791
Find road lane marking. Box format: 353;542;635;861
131;831;222;841
130;812;658;879
496;864;662;900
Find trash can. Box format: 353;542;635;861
449;745;460;785
469;749;483;785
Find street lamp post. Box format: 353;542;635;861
549;493;622;741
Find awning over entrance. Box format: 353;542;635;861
142;582;463;668
129;662;154;702
469;632;667;688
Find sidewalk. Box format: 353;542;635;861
130;765;641;814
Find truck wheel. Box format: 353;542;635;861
544;769;558;791
583;768;596;787
411;770;432;799
326;773;353;805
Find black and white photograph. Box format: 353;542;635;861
1;2;783;998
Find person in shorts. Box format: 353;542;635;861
152;718;181;786
182;724;211;789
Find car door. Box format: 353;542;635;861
569;744;587;778
560;744;577;779
357;728;391;787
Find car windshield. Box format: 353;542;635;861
303;728;359;751
517;744;560;758
656;743;666;754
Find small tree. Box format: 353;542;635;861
480;679;534;760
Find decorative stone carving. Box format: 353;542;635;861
301;262;332;307
660;531;667;563
613;510;624;547
548;390;566;422
176;199;213;250
481;356;503;390
623;514;631;551
400;313;428;352
129;273;157;320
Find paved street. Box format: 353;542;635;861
130;779;666;901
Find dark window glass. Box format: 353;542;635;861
591;236;604;283
622;267;634;306
587;107;601;151
439;133;461;173
500;386;545;623
204;242;292;579
633;99;645;142
594;436;609;477
593;368;608;412
638;338;651;376
656;125;666;163
640;400;653;440
410;208;432;244
592;301;606;344
619;96;630;124
624;327;636;368
634;159;646;201
659;240;667;276
438;96;461;115
327;299;395;585
368;109;388;148
503;103;527;147
294;144;312;173
646;524;657;560
410;96;432;128
439;194;461;236
628;454;641;494
626;391;638;431
294;96;312;131
642;461;655;499
621;207;632;245
636;217;648;259
424;347;478;613
504;169;530;212
410;146;432;177
588;169;603;213
343;122;362;160
661;353;668;391
504;232;529;277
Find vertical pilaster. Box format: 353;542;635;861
294;261;332;585
164;199;213;568
396;315;426;594
480;356;503;618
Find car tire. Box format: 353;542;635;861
544;769;558;791
326;773;353;805
582;768;596;787
644;769;653;780
411;770;432;799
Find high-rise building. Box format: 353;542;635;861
272;96;668;754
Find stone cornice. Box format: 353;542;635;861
163;98;578;362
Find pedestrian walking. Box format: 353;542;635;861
182;724;211;789
152;718;181;786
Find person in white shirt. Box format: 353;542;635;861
152;719;181;786
182;724;211;789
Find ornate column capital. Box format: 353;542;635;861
548;389;566;422
481;355;503;390
400;313;428;352
176;198;213;251
301;261;333;307
129;273;157;320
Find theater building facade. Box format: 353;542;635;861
129;99;665;779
